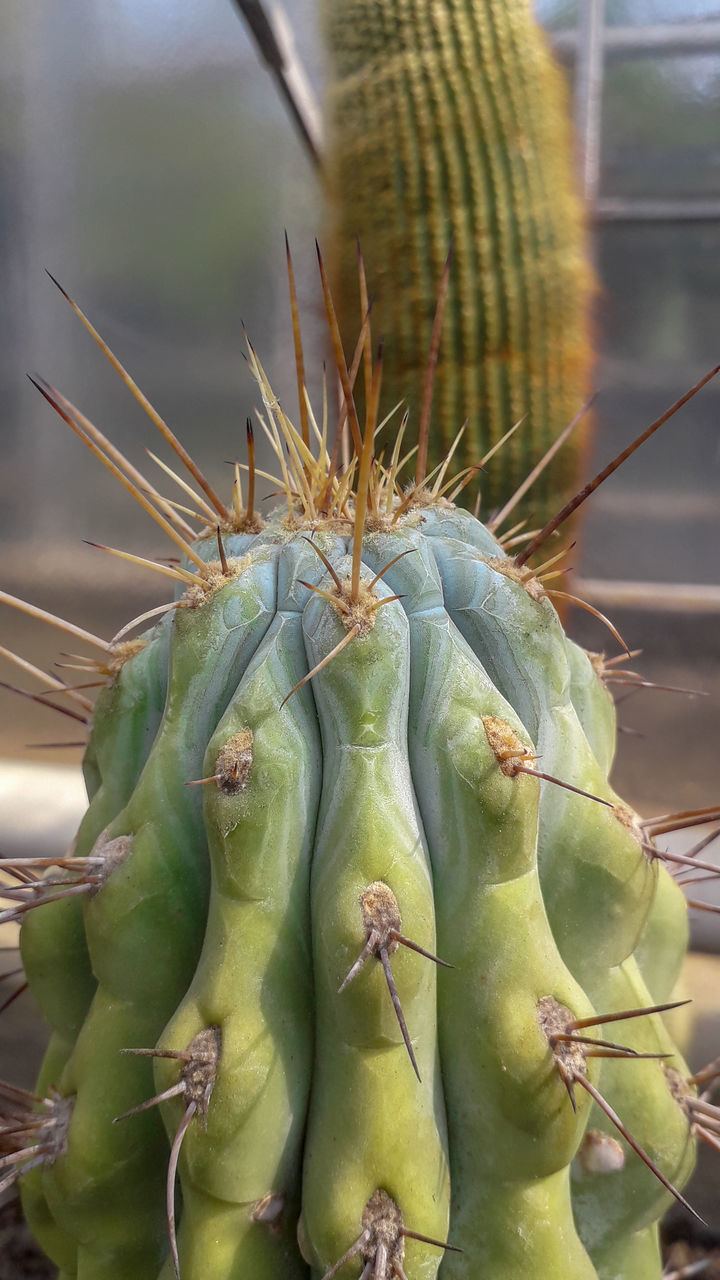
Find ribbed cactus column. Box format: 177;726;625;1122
321;0;593;516
4;264;718;1280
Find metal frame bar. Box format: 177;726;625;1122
575;579;720;614
567;9;720;599
566;11;720;225
573;0;606;204
594;197;720;222
232;0;323;169
553;19;720;60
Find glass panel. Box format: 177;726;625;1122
585;218;720;573
0;0;323;768
602;53;720;197
605;0;720;24
535;0;577;28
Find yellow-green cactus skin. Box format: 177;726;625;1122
321;0;594;519
3;277;713;1280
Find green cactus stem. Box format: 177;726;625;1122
2;262;718;1280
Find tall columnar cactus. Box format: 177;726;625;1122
1;261;719;1280
321;0;594;519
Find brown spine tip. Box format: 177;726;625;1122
515;365;720;568
0;681;90;725
42;276;230;520
316;239;363;460
488;395;597;533
285;234;311;451
0;982;28;1017
356;238;373;410
216;527;229;576
568;997;692;1033
29;376;210;571
573;1073;704;1224
246;418;256;523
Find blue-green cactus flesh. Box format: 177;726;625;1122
4;292;717;1280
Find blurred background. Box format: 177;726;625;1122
0;0;718;796
0;0;719;1269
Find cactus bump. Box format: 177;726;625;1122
1;254;719;1280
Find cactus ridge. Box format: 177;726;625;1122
2;262;719;1280
18;616;173;1042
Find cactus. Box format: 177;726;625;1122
321;0;594;519
1;255;719;1280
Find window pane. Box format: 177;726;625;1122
602;53;720;198
605;0;720;24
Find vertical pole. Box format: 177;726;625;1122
574;0;606;207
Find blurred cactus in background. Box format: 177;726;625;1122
320;0;594;520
